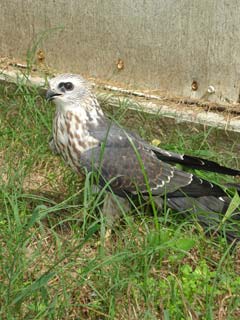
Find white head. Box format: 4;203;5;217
46;74;94;111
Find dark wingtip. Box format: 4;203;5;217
154;149;240;176
182;155;240;176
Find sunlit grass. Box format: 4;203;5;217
0;82;240;319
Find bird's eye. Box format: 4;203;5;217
64;82;74;91
58;82;64;89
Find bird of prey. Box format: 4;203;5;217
46;74;240;242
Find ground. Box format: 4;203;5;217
0;81;240;319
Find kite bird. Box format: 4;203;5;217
46;74;240;242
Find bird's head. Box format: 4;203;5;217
46;74;93;110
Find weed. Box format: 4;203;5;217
0;82;240;319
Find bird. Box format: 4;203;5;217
46;74;240;242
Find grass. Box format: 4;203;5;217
0;80;240;320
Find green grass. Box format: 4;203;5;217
0;81;240;319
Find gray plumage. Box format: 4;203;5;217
46;74;240;242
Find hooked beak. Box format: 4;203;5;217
46;89;62;101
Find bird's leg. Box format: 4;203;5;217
94;192;130;246
101;192;130;228
143;195;163;211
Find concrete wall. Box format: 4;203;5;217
1;0;240;102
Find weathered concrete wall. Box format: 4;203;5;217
1;0;240;102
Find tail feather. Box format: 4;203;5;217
164;195;240;243
224;183;240;193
